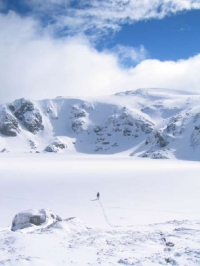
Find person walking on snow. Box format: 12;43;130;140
97;192;100;200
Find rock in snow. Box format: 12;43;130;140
0;107;20;136
44;139;67;152
9;98;44;134
11;209;62;231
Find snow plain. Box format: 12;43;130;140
0;154;200;265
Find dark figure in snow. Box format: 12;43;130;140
97;192;100;200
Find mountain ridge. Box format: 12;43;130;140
1;88;200;160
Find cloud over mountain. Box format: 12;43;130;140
7;0;200;37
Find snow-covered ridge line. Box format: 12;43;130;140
1;88;200;160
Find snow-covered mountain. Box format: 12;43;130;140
1;88;200;160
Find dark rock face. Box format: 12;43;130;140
154;131;168;147
0;107;20;136
71;120;85;133
106;110;153;137
9;99;34;119
70;105;87;134
145;131;169;148
71;106;86;118
191;124;200;146
9;98;44;134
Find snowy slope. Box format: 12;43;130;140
1;88;200;160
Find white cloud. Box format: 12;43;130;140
110;45;148;65
21;0;200;37
0;11;200;103
127;55;200;91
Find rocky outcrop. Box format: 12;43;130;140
141;150;169;159
0;107;20;136
106;109;153;137
70;105;88;134
191;125;200;146
9;98;44;134
45;139;67;152
11;209;62;231
145;131;169;148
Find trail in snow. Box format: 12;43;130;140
98;200;114;227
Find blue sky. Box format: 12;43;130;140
111;10;200;61
2;1;200;61
0;0;200;101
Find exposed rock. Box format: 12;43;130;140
146;131;169;148
166;123;176;134
166;242;175;247
151;152;168;159
141;149;168;159
102;141;110;145
29;139;37;149
106;110;153;138
45;140;66;153
71;120;85;133
112;142;119;147
165;258;177;265
70;105;88;134
9;98;44;134
45;145;58;152
0;107;20;136
11;209;62;231
191;126;200;146
93;126;103;133
123;128;132;136
193;112;200;123
154;131;169;147
71;106;86;118
81;102;94;111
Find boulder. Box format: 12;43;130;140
45;144;59;153
44;140;66;153
11;209;62;231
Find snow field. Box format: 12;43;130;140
0;154;200;265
